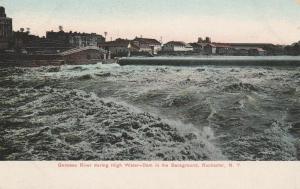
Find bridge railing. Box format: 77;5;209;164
59;46;107;56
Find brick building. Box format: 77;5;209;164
132;37;162;55
0;6;13;50
162;41;193;52
13;30;40;50
46;30;105;48
99;38;140;58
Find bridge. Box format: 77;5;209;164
59;46;107;56
59;46;108;65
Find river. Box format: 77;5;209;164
0;60;299;160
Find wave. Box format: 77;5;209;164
223;82;259;92
0;87;224;160
1;64;299;161
222;120;297;160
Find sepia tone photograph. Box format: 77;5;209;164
0;0;300;162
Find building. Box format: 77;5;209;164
12;29;71;54
14;28;106;54
13;30;40;50
224;43;274;49
0;6;13;50
163;41;193;52
200;42;272;56
285;41;300;55
214;43;273;55
99;38;139;58
248;48;267;56
233;47;251;56
68;32;104;47
188;37;214;54
213;43;235;55
132;37;161;55
204;44;217;55
46;30;69;46
189;43;205;53
46;30;105;48
25;38;71;54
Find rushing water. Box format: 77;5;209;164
0;62;300;160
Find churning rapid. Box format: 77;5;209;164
0;61;300;160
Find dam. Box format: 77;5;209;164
118;56;300;67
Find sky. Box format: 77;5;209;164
1;0;300;44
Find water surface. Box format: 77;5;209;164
1;62;299;160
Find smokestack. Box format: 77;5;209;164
0;7;6;17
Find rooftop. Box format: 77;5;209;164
213;42;274;48
133;37;161;45
100;38;140;49
165;41;189;47
46;30;104;38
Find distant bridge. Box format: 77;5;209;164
59;46;107;56
59;46;108;65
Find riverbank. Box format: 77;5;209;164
0;47;109;67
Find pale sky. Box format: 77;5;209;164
1;0;300;44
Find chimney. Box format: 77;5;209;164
0;7;6;17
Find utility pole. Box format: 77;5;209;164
104;32;108;41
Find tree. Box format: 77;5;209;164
285;42;300;55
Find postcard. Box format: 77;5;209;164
0;0;300;188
